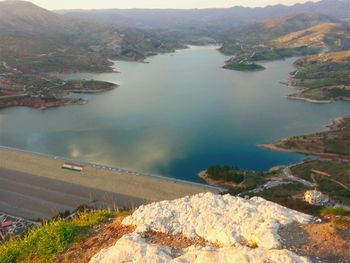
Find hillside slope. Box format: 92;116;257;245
273;23;350;50
0;0;68;35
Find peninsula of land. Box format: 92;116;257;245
0;78;118;109
261;116;350;160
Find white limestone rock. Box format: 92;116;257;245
90;193;314;263
90;233;173;263
123;192;313;249
175;244;311;263
90;233;311;263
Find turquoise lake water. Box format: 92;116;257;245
1;46;349;182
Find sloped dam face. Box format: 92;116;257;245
1;46;349;182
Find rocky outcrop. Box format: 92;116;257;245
90;193;314;263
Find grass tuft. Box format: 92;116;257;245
320;207;350;216
0;210;126;263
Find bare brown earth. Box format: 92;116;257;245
140;231;217;250
279;222;350;263
60;215;350;263
58;217;135;263
58;216;217;263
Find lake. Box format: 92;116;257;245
1;46;349;182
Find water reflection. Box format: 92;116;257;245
1;46;349;181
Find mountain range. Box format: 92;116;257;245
58;0;350;31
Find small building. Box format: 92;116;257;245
304;190;329;206
62;162;84;172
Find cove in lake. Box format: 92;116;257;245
1;46;349;182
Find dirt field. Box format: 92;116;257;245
0;147;220;220
280;222;350;263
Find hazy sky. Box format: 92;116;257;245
21;0;320;10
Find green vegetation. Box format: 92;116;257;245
207;165;266;187
223;62;265;71
292;57;350;89
321;207;350;216
291;160;350;206
207;166;245;184
255;183;322;216
288;51;350;102
212;160;350;216
291;160;350;186
316;177;350;206
215;162;350;217
0;210;127;263
62;80;118;93
251;47;319;61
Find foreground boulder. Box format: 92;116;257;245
90;192;314;263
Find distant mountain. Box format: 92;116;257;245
0;1;182;65
58;0;350;32
0;1;72;36
220;13;338;43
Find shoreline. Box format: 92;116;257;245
0;146;224;220
0;146;223;193
260;143;350;161
286;95;332;104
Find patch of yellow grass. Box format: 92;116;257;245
273;23;340;48
263;17;288;29
306;50;350;63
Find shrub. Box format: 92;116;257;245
320;207;350;216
